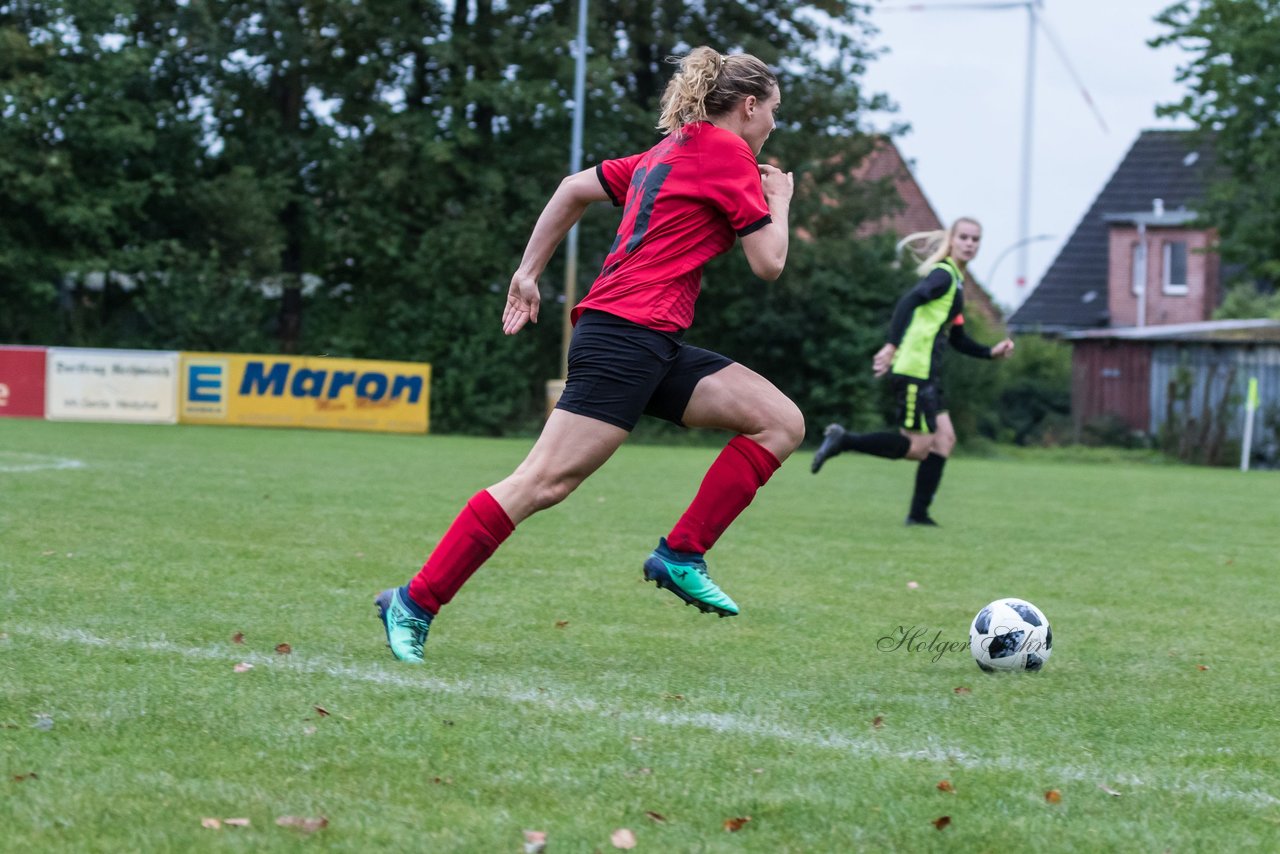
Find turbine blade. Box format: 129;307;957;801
878;2;1028;11
1033;8;1110;133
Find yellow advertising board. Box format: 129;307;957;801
179;353;430;434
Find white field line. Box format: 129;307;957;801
0;452;86;473
15;627;1279;810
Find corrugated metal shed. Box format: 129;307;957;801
1066;320;1280;447
1071;340;1151;431
1149;343;1280;439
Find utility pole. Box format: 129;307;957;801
547;0;589;417
1015;1;1040;290
561;0;589;380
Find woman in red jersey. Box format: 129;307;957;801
376;46;800;663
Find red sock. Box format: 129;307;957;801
407;490;514;614
666;435;781;554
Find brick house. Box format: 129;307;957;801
1009;129;1221;334
1007;130;1279;453
1103;205;1221;328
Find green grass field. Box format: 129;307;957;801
3;419;1278;852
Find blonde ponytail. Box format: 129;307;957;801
657;46;777;135
896;217;981;276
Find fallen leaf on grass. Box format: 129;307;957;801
555;620;569;629
723;816;751;832
223;818;250;827
936;780;954;793
233;662;254;673
872;715;884;729
41;550;56;556
275;643;292;655
12;772;38;782
1045;789;1062;804
661;693;685;701
275;815;328;833
610;827;637;849
906;581;920;589
302;726;317;736
431;776;452;785
953;686;971;695
1196;664;1209;671
313;706;330;717
232;632;245;644
932;816;951;830
522;829;548;853
644;811;666;824
1097;783;1122;797
201;818;222;830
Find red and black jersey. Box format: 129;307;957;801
574;122;772;332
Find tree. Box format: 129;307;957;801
0;1;284;348
1;0;906;436
1153;0;1280;289
0;0;182;343
302;0;906;434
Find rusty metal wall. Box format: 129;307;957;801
1149;343;1280;440
1071;340;1151;432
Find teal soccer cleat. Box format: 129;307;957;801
643;538;739;617
374;586;433;663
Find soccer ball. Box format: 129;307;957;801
969;598;1052;672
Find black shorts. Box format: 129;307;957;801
555;310;733;430
891;375;946;434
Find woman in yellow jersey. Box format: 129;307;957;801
810;217;1014;525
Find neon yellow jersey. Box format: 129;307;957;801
889;259;965;381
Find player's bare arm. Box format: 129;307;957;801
503;169;610;335
873;343;897;377
740;164;793;281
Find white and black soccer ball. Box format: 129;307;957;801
969;598;1052;672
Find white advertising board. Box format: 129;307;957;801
46;348;179;424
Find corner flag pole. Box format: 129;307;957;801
1240;376;1259;472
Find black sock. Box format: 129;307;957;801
909;453;947;520
842;431;910;460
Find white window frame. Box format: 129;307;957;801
1163;240;1189;295
1130;240;1144;296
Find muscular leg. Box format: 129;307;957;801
409;410;629;613
902;411;953;458
680;362;805;459
664;363;804;554
907;412;956;523
488;409;630;524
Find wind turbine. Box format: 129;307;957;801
879;1;1108;294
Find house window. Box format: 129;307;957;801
1163;240;1188;295
1130;241;1144;296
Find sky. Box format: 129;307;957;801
859;0;1193;314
